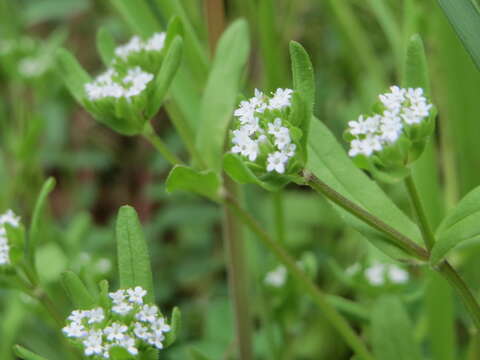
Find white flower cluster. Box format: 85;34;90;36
85;67;154;101
231;88;296;174
348;262;409;286
63;286;171;359
347;86;432;157
115;33;166;60
0;210;20;266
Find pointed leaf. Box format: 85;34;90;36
306;118;423;262
109;0;159;37
196;19;250;171
289;41;315;112
431;185;480;266
96;27;116;66
145;36;183;119
61;271;95;309
116;206;155;302
371;296;422;360
166;165;221;201
437;0;480;71
56;48;91;104
14;346;49;360
164;307;181;347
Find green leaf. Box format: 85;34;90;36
55;48;91;104
29;177;55;262
189;348;213;360
437;0;480;71
61;271;95;309
403;34;429;93
223;153;290;192
96;27;116;66
109;0;159;37
166;165;221;201
431;185;480;266
164;307;181;347
289;41;315;112
306;119;423;262
371;296;422;360
145;36;183;119
13;345;49;360
116;205;155;302
164;16;184;51
196;19;250;172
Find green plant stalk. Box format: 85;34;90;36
272;191;286;245
142;123;183;166
224;194;374;360
222;178;254;360
404;174;480;329
304;172;429;261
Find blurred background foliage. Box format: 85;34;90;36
1;0;480;359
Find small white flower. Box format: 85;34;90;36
63;322;87;338
267;118;284;136
136;304;159;323
118;335;138;355
109;289;126;304
151;317;171;334
282;143;296;158
127;286;147;304
268;88;293;110
104;322;128;341
145;33;166;51
83;330;104;356
112;301;133;316
0;210;20;266
274;127;292;150
133;322;150;340
87;307;105;324
265;266;287;287
266;151;288;174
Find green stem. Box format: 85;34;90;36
304;172;429;261
142;123;183;166
404;175;435;251
224;195;375;360
404;174;480;330
272;191;286;245
222;179;253;360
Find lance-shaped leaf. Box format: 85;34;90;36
29;177;55;263
96;27;116;66
61;271;96;309
164;16;184;51
371;296;422;360
196;19;250;172
403;34;429;93
306;118;423;262
223;153;291;192
55;48;91;104
145;36;183;119
166;165;221;201
431;185;480;266
109;0;159;38
14;345;49;360
116;206;155;303
290;41;315;112
164;307;181;347
437;0;480;71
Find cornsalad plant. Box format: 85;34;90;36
3;0;480;359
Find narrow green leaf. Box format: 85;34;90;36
109;0;159;37
289;41;315;112
55;48;91;104
437;0;480;71
164;16;184;51
306;119;423;261
14;345;49;360
146;36;183;119
431;185;480;266
371;296;422;360
29;177;55;261
61;271;95;309
196;19;250;171
164;307;181;347
403;34;429;93
166;165;221;201
116;206;155;302
96;27;116;66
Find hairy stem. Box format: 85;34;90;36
305;172;429;261
142;123;183;166
225;195;375;360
